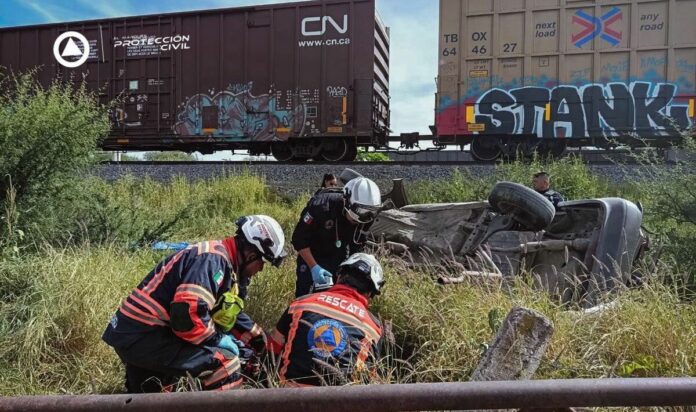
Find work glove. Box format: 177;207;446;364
311;265;334;291
218;334;240;357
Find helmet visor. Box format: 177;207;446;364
347;204;380;224
262;251;286;268
255;237;286;268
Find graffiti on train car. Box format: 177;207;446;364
473;82;693;138
173;83;307;141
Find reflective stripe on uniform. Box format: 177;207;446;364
269;328;286;345
216;378;243;390
130;289;170;321
175;283;215;308
238;323;264;344
170;290;217;345
279;311;303;382
203;356;241;387
119;301;168;327
142;250;186;294
289;302;381;342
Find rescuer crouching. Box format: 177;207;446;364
102;215;286;393
268;253;386;387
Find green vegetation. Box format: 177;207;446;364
92;152;139;162
143;151;197;161
356;148;390;162
0;70;111;250
0;170;694;395
0;71;693;396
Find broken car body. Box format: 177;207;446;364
368;179;647;308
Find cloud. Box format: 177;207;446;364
72;0;132;18
22;1;61;23
379;0;438;135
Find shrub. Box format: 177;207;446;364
356;149;390;162
143;152;197;161
0;70;111;250
623;135;696;289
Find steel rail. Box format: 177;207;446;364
100;157;638;166
2;378;695;412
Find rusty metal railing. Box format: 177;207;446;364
1;378;695;412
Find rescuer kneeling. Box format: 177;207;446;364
268;253;385;387
102;215;286;392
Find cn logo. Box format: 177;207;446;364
301;15;348;36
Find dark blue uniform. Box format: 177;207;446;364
538;189;564;208
268;284;383;386
102;238;264;392
291;190;370;297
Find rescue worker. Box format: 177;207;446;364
292;177;381;297
102;215;286;393
268;253;385;386
320;173;338;189
533;171;564;209
314;173;339;195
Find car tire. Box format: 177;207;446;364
488;181;555;231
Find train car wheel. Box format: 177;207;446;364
271;142;294;162
320;139;349;162
470;137;502;162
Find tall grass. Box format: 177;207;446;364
1;244;693;395
409;155;612;205
0;172;694;395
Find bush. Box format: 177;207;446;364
0;70;111;250
41;172;302;247
623;136;696;289
91;152;139;162
356;149;390;162
143;152;197;161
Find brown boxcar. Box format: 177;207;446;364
436;0;696;161
0;0;390;161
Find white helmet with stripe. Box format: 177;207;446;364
343;177;381;224
235;215;286;267
338;253;385;295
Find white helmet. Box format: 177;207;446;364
343;177;381;223
235;215;287;267
338;253;385;295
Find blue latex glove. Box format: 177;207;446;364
311;265;334;291
217;334;240;357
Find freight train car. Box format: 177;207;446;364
435;0;696;161
0;0;390;161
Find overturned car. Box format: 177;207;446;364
367;178;648;308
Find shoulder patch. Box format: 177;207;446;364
213;270;225;287
303;212;314;224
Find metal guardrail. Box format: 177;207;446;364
1;378;695;412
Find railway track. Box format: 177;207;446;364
95;154;671;200
102;148;679;166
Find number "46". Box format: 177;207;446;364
471;45;487;54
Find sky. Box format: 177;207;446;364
0;0;439;158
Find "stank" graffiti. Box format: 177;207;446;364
475;82;692;138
